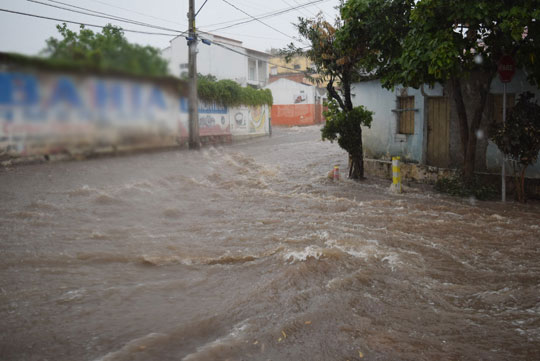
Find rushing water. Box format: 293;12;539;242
1;126;539;361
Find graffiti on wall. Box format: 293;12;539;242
179;98;230;136
234;112;246;128
0;71;181;154
248;106;266;133
0;68;269;157
294;94;307;104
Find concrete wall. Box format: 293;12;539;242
0;66;269;163
351;79;443;163
0;70;184;157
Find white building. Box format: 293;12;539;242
265;77;326;126
162;33;270;88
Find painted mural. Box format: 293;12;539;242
0;71;183;155
179;98;231;136
0;68;270;159
248;105;266;133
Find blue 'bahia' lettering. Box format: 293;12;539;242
94;80;124;110
48;77;82;108
0;73;39;106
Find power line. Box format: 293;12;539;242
27;0;186;34
220;0;302;41
196;0;210;17
203;0;326;32
85;0;185;27
26;0;312;46
0;8;180;36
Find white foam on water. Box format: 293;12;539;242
283;245;324;263
66;184;98;197
381;253;401;272
57;288;87;303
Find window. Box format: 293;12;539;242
397;96;415;134
180;63;189;69
492;93;515;124
294;64;301;70
270;66;277;75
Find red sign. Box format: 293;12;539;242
498;55;516;83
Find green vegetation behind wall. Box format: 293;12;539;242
197;74;273;107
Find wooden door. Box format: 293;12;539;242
427;97;450;168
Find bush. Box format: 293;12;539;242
197;74;272;107
435;174;496;200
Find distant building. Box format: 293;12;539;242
268;54;325;87
162;33;270;88
265;78;326;126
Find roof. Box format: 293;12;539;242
169;32;269;59
266;77;314;88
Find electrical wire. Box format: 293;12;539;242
220;0;303;41
28;0;321;45
27;0;185;34
196;0;210;17
85;0;185;27
0;8;180;36
204;0;325;32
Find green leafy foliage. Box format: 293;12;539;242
490;92;540;202
42;23;168;76
197;74;272;107
322;99;373;156
491;92;540;166
341;0;413;81
435;174;496;201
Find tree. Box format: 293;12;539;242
322;99;373;178
287;14;373;179
490;92;540;202
343;0;540;183
42;23;168;76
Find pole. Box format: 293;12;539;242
392;156;402;193
188;0;200;149
501;83;506;202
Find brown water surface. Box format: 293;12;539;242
1;126;539;360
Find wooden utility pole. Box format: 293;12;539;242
188;0;200;149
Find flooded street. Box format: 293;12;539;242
1;125;539;361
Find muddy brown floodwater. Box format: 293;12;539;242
1;126;539;361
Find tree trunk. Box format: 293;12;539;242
349;152;364;179
349;137;364;180
452;78;469;158
451;73;493;184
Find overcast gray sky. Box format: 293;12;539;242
0;0;339;55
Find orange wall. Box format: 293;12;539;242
272;104;321;126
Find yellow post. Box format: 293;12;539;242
392;156;402;193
